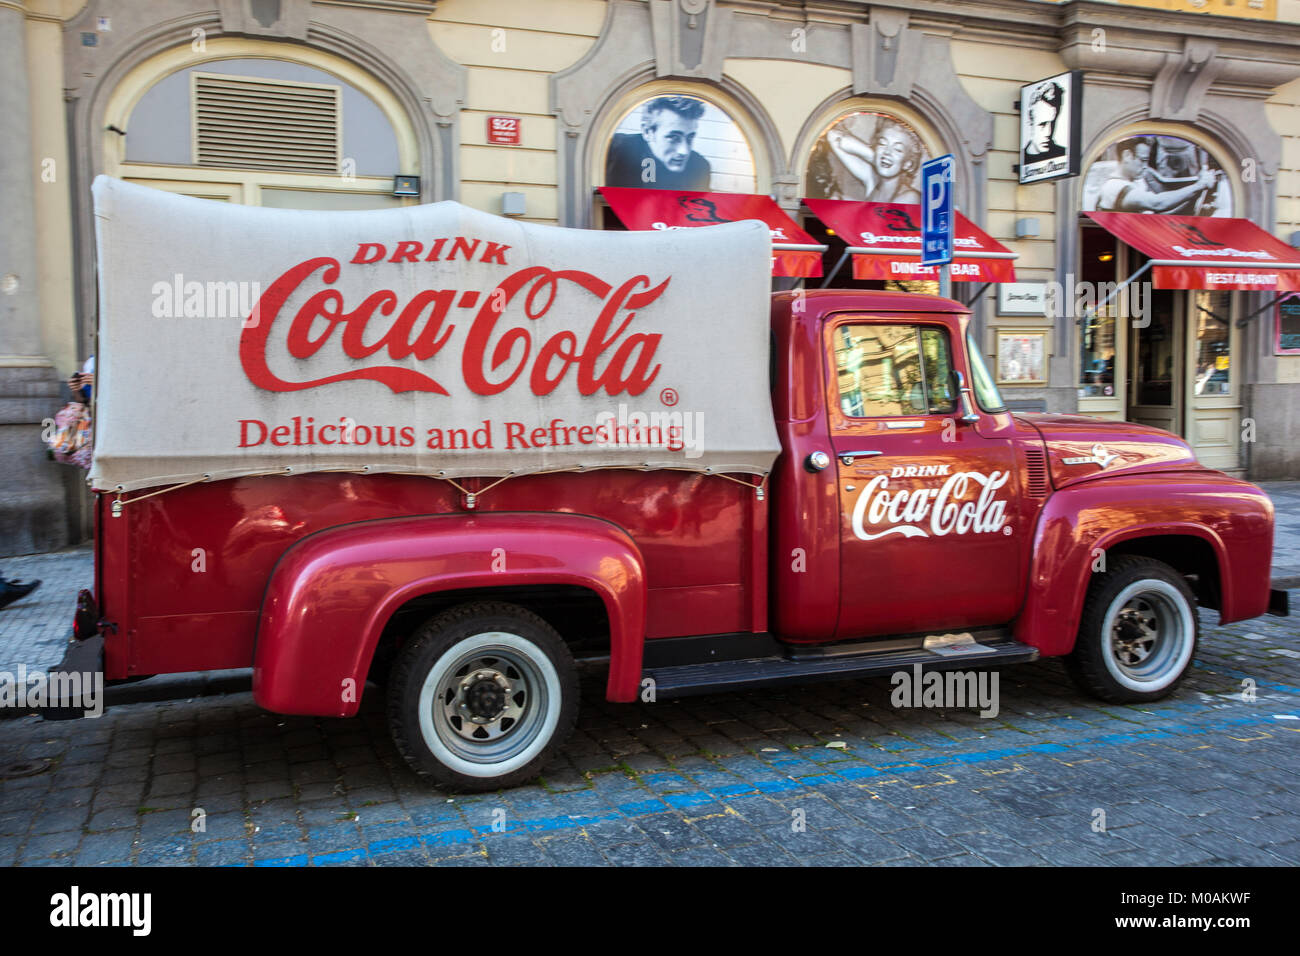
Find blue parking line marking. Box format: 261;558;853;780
242;694;1298;867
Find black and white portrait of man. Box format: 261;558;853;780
1023;81;1067;164
1018;72;1080;184
604;95;756;193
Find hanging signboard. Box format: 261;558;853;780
1018;71;1083;185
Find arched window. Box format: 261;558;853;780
805;110;930;205
601;92;756;194
1082;134;1233;217
107;45;418;209
800;105;941;291
1076;128;1243;471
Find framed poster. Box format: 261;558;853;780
1018;71;1082;185
1278;294;1300;354
996;329;1047;385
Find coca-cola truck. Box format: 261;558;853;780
55;177;1286;790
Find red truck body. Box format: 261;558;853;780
90;289;1274;711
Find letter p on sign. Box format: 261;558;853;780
927;179;943;223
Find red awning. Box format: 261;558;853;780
1084;212;1300;292
802;199;1017;283
599;186;826;278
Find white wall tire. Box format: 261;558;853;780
1066;555;1199;704
388;602;578;792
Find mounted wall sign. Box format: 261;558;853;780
997;281;1048;317
1018;71;1083;185
486;116;521;145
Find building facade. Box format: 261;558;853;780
4;0;1300;554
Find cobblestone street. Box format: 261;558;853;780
2;484;1297;867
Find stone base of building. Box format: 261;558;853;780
1245;383;1300;480
0;365;84;556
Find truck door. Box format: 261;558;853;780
826;318;1023;640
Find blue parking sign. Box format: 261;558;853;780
921;154;955;267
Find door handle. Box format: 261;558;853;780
839;450;883;465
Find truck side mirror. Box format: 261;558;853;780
952;370;981;424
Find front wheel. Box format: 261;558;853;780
387;601;578;791
1065;555;1199;704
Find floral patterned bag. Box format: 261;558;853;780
47;401;93;469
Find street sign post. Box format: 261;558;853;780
922;154;955;299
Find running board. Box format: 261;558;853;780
643;640;1038;698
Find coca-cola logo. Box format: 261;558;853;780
239;238;669;396
850;469;1010;541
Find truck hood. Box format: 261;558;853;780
1013;413;1200;491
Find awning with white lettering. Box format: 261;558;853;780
599;187;826;278
801;199;1018;283
1084;212;1300;292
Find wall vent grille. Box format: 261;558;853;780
194;74;340;174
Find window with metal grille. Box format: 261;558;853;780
193;73;341;174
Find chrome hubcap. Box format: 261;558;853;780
428;639;552;765
1111;598;1159;666
445;662;526;741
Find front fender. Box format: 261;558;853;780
252;512;647;716
1014;472;1273;656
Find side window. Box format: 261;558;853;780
966;329;1007;412
921;328;956;412
834;323;956;418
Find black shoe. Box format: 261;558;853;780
0;579;40;610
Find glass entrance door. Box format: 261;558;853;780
1127;286;1184;436
1185;290;1241;472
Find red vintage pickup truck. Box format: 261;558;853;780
52;178;1285;791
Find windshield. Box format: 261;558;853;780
966;330;1007;412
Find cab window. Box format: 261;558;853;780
834;324;956;418
966;329;1007;412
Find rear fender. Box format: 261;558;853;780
252;512;647;716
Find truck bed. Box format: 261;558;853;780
96;471;766;679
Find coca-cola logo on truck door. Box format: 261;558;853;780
850;466;1010;540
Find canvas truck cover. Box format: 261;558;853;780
89;177;781;492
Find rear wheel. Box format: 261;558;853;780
387;601;578;791
1065;555;1198;703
